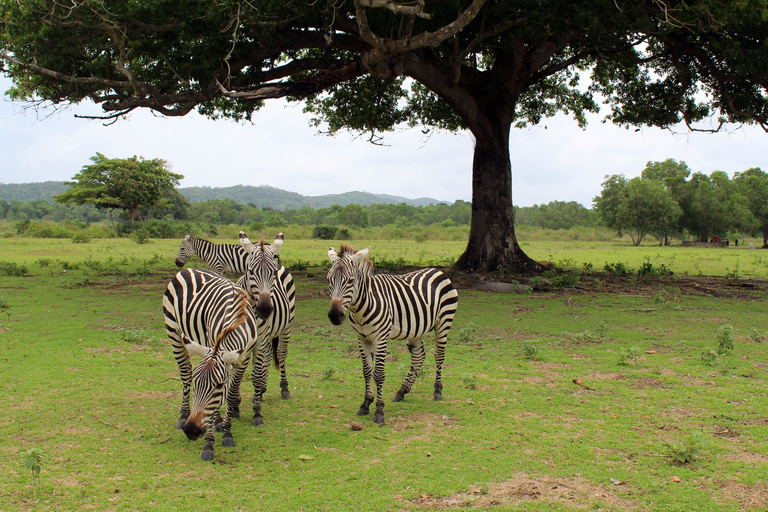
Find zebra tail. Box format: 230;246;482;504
212;288;252;352
272;337;279;369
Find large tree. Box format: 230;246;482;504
2;1;767;272
54;153;183;224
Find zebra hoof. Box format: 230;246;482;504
373;412;385;424
433;392;443;401
231;410;240;419
356;407;370;416
176;419;186;430
201;449;214;461
222;437;235;448
393;392;405;402
281;390;291;400
253;417;264;427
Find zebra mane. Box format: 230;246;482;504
339;244;373;273
212;287;251;353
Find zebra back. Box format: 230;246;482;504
175;234;249;276
163;268;258;356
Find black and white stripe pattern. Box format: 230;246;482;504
236;231;296;426
175;234;249;276
326;245;458;424
163;268;258;460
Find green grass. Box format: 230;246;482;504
1;237;767;511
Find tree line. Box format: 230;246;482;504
594;159;768;247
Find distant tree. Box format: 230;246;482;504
340;204;369;228
594;175;682;245
734;168;768;247
686;171;747;242
518;201;598;230
369;209;395;227
594;175;630;235
617;178;682;246
641;159;693;243
53;153;182;225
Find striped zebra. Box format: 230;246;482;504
235;231;296;426
326;245;458;424
175;233;249;276
163;268;258;460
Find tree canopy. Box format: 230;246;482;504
2;0;767;271
54;153;184;223
595;159;765;245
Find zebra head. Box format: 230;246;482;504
175;234;194;267
240;231;283;320
181;337;244;441
326;245;370;325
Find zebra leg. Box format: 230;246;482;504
251;339;269;426
394;338;426;402
276;333;291;399
172;338;193;429
201;416;216;461
372;338;389;424
228;360;249;422
356;336;375;417
433;330;450;401
222;367;243;448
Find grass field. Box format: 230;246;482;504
1;237;767;511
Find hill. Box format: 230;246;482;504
0;181;70;202
0;182;446;208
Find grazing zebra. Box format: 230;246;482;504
175;234;249;276
163;268;258;460
235;231;296;426
326;245;458;424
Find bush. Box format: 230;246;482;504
131;227;151;244
0;261;29;276
71;232;91;243
312;225;337;240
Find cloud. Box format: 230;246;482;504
1;76;765;207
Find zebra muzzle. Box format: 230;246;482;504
328;300;346;326
181;416;206;441
174;258;185;267
254;293;274;319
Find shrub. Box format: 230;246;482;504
131;227;151;244
716;324;735;355
0;261;29;276
71;232;91;244
312;225;337;240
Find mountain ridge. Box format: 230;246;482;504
0;182;449;209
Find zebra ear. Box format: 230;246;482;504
183;337;211;358
271;233;284;255
352;247;370;262
221;349;243;364
328;247;338;263
184;233;191;241
239;231;255;254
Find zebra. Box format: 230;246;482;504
326;245;458;424
235;231;296;426
175;233;249;276
163;268;259;460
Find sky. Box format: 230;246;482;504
1;75;765;208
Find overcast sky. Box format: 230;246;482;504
1;75;765;207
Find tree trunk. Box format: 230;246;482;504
453;120;541;274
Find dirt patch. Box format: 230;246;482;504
584;371;626;381
405;473;640;510
443;269;768;301
715;481;768;510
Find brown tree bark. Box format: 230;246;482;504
453;115;542;274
